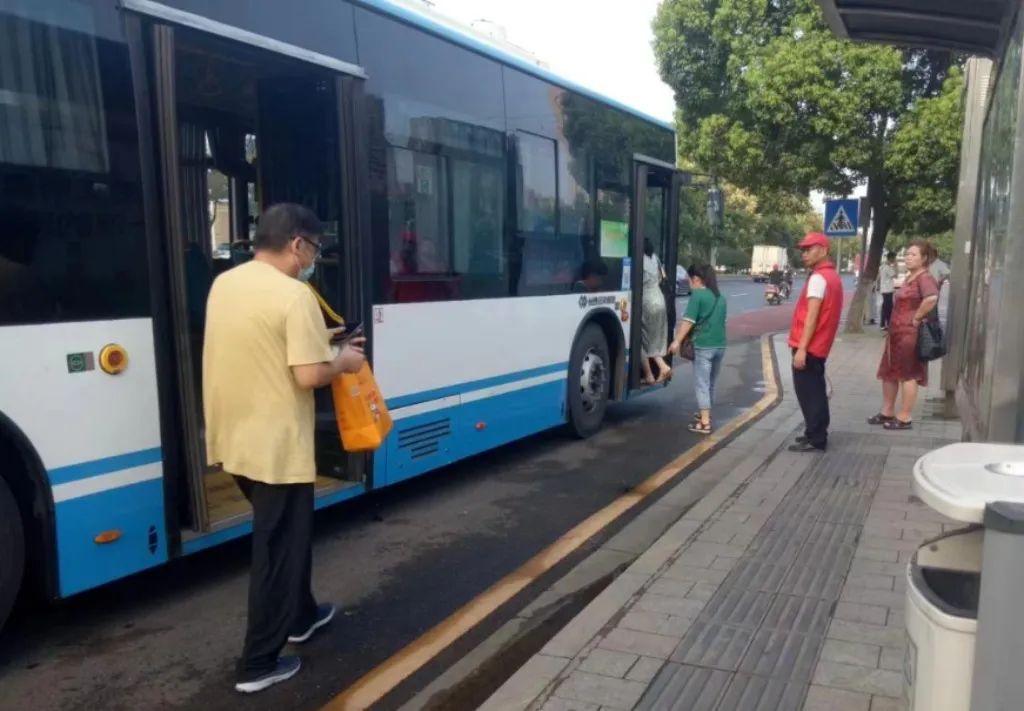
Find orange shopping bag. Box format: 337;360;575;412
331;363;393;452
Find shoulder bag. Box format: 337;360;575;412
680;295;720;361
915;276;946;362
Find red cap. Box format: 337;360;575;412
798;232;829;250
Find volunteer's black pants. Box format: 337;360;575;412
881;292;894;329
793;352;830;449
233;477;318;680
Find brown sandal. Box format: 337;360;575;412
867;413;895;425
688;421;712;435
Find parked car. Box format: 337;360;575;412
676;265;692;296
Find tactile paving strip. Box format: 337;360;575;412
650;433;889;710
636;663;731;710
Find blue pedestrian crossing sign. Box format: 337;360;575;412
823;199;859;237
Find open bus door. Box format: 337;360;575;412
126;4;370;540
627;156;682;392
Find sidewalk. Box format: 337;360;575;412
481;331;961;711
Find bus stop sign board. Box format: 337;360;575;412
824;198;859;237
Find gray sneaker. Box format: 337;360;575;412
288;603;336;644
235;656;301;694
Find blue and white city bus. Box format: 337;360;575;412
0;0;684;629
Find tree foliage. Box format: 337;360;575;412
653;0;963;330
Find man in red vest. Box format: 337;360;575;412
788;232;843;452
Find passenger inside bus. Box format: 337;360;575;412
572;259;609;293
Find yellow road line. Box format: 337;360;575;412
324;336;780;711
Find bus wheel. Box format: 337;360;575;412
0;476;24;632
568;324;610;439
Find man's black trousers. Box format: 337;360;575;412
233;476;318;680
792;352;830;449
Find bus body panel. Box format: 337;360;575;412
0;0;674;605
0;320;167;596
374;294;629;485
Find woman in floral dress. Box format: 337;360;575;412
868;240;940;430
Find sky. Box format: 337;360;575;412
416;0;676;123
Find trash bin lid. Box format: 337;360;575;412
913;443;1024;523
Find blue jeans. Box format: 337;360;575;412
693;347;726;411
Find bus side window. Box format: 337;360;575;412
0;5;148;327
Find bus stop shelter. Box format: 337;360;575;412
817;0;1024;446
817;1;1010;56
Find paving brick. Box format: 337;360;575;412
480;654;570;711
850;560;907;577
869;696;902;711
626;656;665;684
711;556;738;571
858;536;921;552
670;620;754;671
618;610;696;638
718;673;806;710
552;670;648;710
646;578;695;599
879;647;904;672
634;592;706;619
685;581;720;602
835;602;889;626
739;628;823;683
812;661;903;698
855;547;899;563
686;541;747;559
840;587;906;609
828;620;906;648
660;563;730;585
577;648;639;679
803;685;871;711
843;573;895;591
635;663;731;710
599;627;681;659
673;549;719;568
820;639;881;668
539;697;601;711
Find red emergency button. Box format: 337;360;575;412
99;344;129;375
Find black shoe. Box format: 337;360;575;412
288;603;336;644
788;441;825;453
795;435;808;445
235;656;301;694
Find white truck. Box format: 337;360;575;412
751;245;789;282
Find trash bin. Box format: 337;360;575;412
908;443;1024;711
904;527;981;711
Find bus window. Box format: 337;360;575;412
0;3;148;327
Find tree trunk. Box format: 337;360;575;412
844;175;890;333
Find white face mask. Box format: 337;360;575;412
297;258;316;283
294;238;318;282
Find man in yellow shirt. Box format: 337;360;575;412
203;203;365;693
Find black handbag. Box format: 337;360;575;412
917;316;945;362
914;278;946;362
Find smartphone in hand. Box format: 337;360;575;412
331;322;364;344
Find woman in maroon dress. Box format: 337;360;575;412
868;240;940;430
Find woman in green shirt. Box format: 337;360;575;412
669;263;728;435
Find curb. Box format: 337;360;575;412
324;335;784;711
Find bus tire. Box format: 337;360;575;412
567;323;611;439
0;475;24;632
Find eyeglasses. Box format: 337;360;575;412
298;234;322;259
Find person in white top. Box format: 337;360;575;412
878;251;896;329
929;257;950;288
